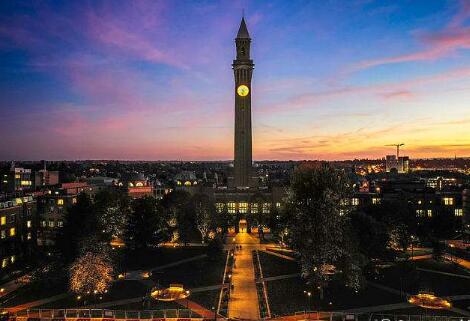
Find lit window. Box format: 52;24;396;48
2;259;7;268
48;221;55;228
351;198;359;206
9;228;15;236
20;180;31;186
427;210;432;217
57;199;64;205
1;230;5;239
41;221;46;227
339;209;345;216
10;256;15;263
27;220;32;228
262;203;271;214
251;203;258;214
416;209;425;217
215;203;224;213
239;202;248;214
184;181;192;186
177;181;182;186
372;198;381;205
0;216;5;225
443;197;454;206
136;182;144;187
276;202;281;208
15;174;20;179
227;202;236;214
27;232;31;240
57;220;63;227
72;197;77;204
455;209;463;217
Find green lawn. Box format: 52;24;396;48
375;260;470;297
257;251;299;278
266;277;404;316
151;252;226;289
120;246;208;271
188;289;220;311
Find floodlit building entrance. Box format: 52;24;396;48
239;219;248;233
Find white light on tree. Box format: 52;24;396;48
69;252;113;295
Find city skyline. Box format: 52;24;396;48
1;1;470;161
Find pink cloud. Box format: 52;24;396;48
351;0;470;71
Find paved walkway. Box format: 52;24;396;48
227;233;260;320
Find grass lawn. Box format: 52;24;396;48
120;246;208;271
375;260;470;297
2;277;68;307
258;251;299;278
151;252;226;289
112;299;183;311
188;289;220;311
266;277;404;316
414;259;470;276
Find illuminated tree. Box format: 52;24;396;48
69;252;113;295
282;163;364;290
192;194;216;243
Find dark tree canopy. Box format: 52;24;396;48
283;163;364;290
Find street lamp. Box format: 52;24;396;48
303;290;312;312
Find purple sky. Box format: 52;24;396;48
1;0;470;160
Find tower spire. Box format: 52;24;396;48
237;16;250;39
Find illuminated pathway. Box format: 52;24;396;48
228;232;260;320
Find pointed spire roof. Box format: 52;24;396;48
236;17;250;39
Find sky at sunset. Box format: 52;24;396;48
1;0;470;161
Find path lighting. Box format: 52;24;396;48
76;295;81;300
408;292;451;309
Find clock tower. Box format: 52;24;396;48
233;17;254;187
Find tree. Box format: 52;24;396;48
350;210;391;261
124;197;169;250
69;252;113;296
57;193;99;262
161;191;194;245
282;163;364;290
192;194;216;243
94;190;130;242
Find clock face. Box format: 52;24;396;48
237;85;250;97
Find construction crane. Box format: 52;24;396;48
385;143;404;158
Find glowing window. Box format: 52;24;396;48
276;202;281;208
27;232;31;240
0;216;5;225
239;202;248;214
57;199;64;205
20;180;31;186
184;181;192;186
372;198;381;205
443;197;454;205
262;203;271;214
72;198;77;204
427;210;432;217
136;182;144;187
48;221;55;228
251;203;258;214
9;228;15;236
2;259;7;268
416;209;425;217
15;174;20;179
455;209;463;217
27;220;32;228
177;181;182;186
227;202;236;214
215;203;225;213
58;220;63;227
1;230;5;239
351;198;359;206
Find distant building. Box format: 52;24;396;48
1;166;33;193
385;155;409;173
34;169;59;188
